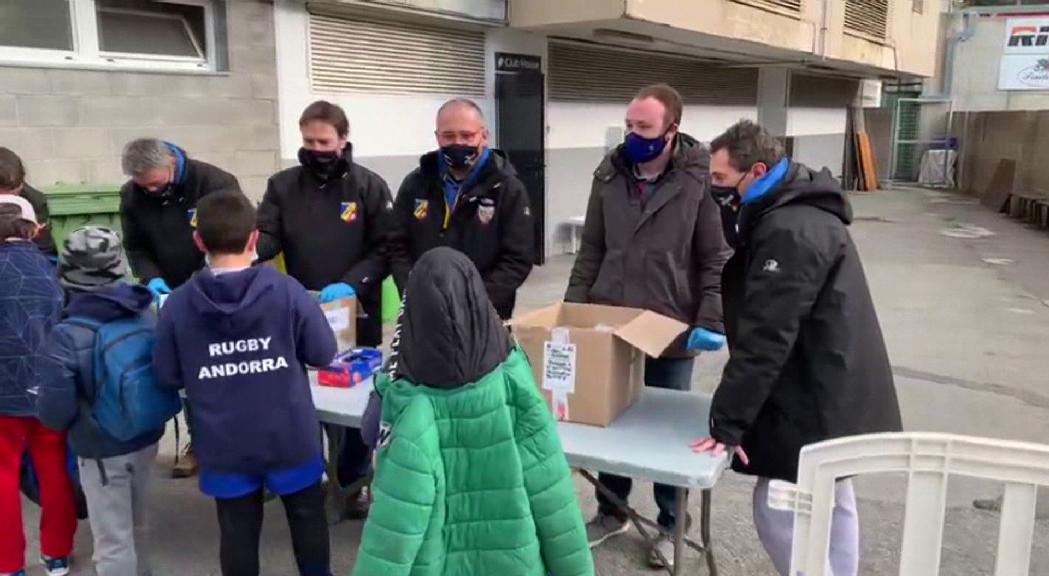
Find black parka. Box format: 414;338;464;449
387;150;534;320
256;145;392;347
120;148;240;288
711;162;902;482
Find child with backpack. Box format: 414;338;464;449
152;190;337;576
353;247;593;576
38;225;178;576
0;195;77;576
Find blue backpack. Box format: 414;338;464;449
67;315;181;442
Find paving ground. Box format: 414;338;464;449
18;185;1049;575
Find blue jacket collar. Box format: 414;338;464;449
741;158;790;205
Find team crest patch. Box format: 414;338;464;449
340;201;358;223
414;199;429;221
187;209;197;228
477;198;495;225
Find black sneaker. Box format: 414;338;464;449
586;513;630;548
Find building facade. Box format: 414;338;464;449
0;0;281;198
3;0;943;258
937;1;1049;196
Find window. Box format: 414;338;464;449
0;0;225;72
0;0;74;51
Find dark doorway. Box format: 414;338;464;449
496;52;545;265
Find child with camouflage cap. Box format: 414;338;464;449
38;226;164;576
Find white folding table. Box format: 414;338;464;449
310;378;728;575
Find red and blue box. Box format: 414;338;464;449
317;348;383;388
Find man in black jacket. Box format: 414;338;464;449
0;147;57;258
120;138;240;295
257;100;391;347
387;98;533;319
119;137;241;479
693;120;902;576
256;100;392;518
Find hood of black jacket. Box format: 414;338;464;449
66;283;153;322
594;132;709;183
417;147;518;187
391;247;511;389
187;267;279;335
738;162;852;239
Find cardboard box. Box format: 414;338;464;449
319;296;357;353
510;303;687;426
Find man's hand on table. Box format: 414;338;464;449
690;437;750;466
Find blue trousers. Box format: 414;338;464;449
596;356;695;530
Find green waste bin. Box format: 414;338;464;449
43;183;123;250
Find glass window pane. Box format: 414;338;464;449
97;5;204;58
0;0;73;51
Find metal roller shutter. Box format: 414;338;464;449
790;74;859;108
307;12;485;95
844;0;889;40
548;42;757;105
731;0;802;18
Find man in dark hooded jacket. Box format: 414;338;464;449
692;120;902;576
387;98;533;319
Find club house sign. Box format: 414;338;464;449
999;18;1049;91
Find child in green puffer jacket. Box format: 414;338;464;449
353;247;593;576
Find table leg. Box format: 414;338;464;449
673;487;687;576
322;423;344;524
702;489;718;576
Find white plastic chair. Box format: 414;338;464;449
767;432;1049;576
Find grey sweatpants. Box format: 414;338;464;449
753;477;859;576
79;443;159;576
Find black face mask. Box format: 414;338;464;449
710;185;739;208
440;144;480;171
298;147;342;178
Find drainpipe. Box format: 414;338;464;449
941;11;976;97
818;0;830;60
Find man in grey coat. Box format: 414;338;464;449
565;83;730;569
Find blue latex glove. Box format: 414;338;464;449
319;282;356;304
687;327;726;352
147;278;172;299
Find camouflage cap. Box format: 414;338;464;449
58;226;128;290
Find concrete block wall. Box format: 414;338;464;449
0;0;279;202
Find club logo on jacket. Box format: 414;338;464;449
477;198;496;225
414;199;429;221
187;208;197;228
762;259;781;273
340;201;358;223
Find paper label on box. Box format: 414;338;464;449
543;339;576;393
325;307;351;332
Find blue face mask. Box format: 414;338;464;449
623;131;671;165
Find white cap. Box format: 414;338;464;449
0;193;38;225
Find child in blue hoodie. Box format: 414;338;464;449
0;195;76;576
152;190;337;576
38;225;165;576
